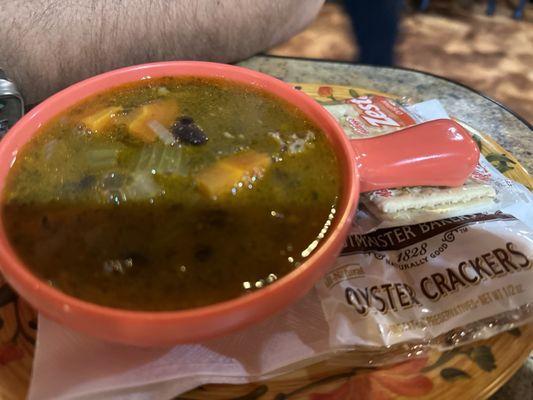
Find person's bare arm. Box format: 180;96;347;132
1;0;324;104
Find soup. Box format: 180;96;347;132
2;77;341;311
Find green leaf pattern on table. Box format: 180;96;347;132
470;346;496;372
348;88;360;98
441;368;471;381
422;349;460;372
485;153;517;174
422;339;501;385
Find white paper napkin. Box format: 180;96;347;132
28;289;334;400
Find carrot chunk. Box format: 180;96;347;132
196;151;271;198
127;99;179;143
81;106;122;133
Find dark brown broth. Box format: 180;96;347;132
2;77;341;311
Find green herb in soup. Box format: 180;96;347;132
2;77;341;311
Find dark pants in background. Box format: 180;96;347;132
344;0;402;66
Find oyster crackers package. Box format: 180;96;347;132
320;95;533;349
318;212;533;349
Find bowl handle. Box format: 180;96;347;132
350;119;480;193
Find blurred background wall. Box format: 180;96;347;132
267;0;533;123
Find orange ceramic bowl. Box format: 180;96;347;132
0;62;478;346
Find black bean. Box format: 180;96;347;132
172;117;208;145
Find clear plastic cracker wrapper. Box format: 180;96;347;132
317;212;533;350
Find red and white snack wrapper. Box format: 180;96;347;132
325;96;448;139
326;96;418;138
